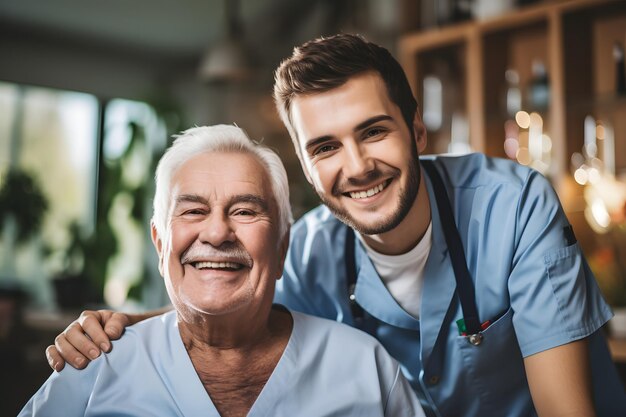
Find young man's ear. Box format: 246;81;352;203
275;227;291;280
150;222;164;276
412;111;428;154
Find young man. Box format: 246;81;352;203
21;125;421;417
47;35;625;416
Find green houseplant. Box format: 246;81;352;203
0;169;48;279
0;169;48;244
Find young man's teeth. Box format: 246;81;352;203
349;183;385;199
195;261;241;270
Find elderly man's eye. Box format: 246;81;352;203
183;208;205;216
233;209;255;216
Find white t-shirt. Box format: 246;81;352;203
357;222;433;319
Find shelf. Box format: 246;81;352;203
399;0;624;169
398;0;626;259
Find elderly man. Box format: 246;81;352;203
20;125;422;417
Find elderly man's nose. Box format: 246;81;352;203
199;214;236;245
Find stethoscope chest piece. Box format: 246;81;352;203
467;333;483;346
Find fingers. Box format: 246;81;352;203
46;345;65;372
48;309;132;371
53;310;109;370
78;311;113;353
101;311;130;341
54;330;92;370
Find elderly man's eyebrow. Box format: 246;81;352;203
228;194;270;211
175;194;208;206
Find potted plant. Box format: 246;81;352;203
0;168;48;280
0;168;47;346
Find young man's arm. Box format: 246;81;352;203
524;338;596;417
45;307;170;371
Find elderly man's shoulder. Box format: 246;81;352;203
74;310;176;372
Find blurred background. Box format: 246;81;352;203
1;0;626;414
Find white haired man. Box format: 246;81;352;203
19;125;422;417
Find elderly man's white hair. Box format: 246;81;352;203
152;124;293;242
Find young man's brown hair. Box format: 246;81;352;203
273;33;418;153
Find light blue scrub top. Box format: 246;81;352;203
276;153;626;417
20;310;422;417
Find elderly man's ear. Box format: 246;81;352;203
151;222;165;276
276;228;291;280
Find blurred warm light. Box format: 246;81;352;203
585;142;598;158
583;174;626;232
508;109;550;170
542;134;552;153
516;147;531;165
590;198;611;230
529;112;543;126
531;159;549;175
571;152;585;169
504;137;519;159
596;123;605;140
588;167;601;184
518;131;529;148
515;111;530;129
574;167;589;185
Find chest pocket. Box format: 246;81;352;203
454;307;534;416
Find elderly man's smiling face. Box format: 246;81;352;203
151;151;286;319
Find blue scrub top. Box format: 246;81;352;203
276;153;626;417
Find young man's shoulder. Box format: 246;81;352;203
423;152;540;191
291;204;345;240
291;310;392;355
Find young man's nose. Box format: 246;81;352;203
342;141;375;179
198;213;236;246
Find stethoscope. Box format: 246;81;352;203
345;159;484;345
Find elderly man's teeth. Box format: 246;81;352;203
349;182;385;199
195;261;242;270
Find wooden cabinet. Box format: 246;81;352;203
398;0;626;252
398;0;626;177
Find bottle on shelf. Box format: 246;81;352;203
613;42;626;96
505;69;522;117
527;59;549;111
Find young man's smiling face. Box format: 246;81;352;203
290;72;426;236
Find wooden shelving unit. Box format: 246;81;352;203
398;0;626;253
398;0;626;362
398;0;626;174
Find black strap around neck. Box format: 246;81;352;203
421;159;481;335
345;226;363;320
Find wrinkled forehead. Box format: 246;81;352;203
168;151;276;211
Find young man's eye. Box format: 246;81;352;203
314;144;337;155
364;127;386;138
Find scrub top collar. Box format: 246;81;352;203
351;162;461;369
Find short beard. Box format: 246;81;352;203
317;143;421;236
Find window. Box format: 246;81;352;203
0;82;98;307
0;82;171;310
